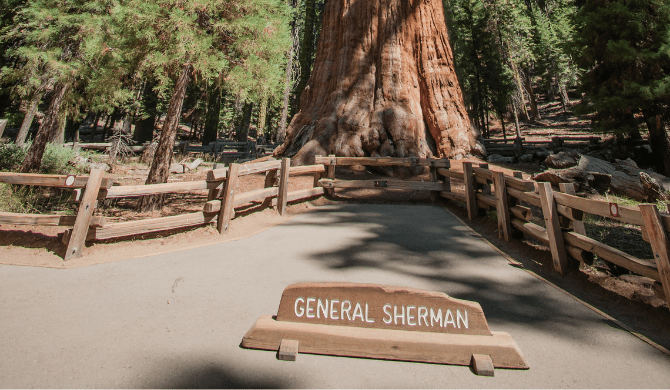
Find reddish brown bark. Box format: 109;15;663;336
137;63;192;211
275;0;478;164
20;83;68;173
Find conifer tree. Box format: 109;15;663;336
2;0;120;171
573;0;670;173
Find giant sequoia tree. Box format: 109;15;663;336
275;0;478;164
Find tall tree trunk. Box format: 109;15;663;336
558;82;570;112
137;63;192;212
511;61;530;121
236;102;253;142
257;94;268;138
293;0;317;113
20;83;68;173
16;96;40;146
278;29;297;144
64;117;80;143
202;83;222;145
121;114;132;134
646;113;670;176
276;0;477;164
278;0;299;143
102;109;120;141
522;67;540;121
513;104;522;138
499;110;507;143
134;82;159;144
48;113;66;144
89;112;102;142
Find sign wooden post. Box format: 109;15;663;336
241;283;528;375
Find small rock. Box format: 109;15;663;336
487;154;515;164
183;158;203;171
520;153;534;162
472;142;487;158
534;149;551;160
89;162;110;172
544;150;581;169
169;163;185;174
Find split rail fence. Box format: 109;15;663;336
1;155;669;309
0;158;324;260
312;155;670;308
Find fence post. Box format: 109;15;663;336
217;163;239;234
492;171;511;242
277;158;290;215
463;162;477;220
429;166;439;202
639;204;670;309
537;182;569;275
262;168;278;209
64;168;104;260
558;183;586;236
478;163;491;195
325;154;336;197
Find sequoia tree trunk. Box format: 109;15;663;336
275;0;478;164
137;63;192;211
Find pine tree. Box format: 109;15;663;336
2;0;121;171
530;0;579;111
573;0;670;173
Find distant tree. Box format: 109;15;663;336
573;0;670;174
530;0;579;111
2;0;121;171
118;0;290;210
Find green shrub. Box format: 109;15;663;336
0;143;27;171
0;142;92;174
41;143;80;174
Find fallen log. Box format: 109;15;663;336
533;154;670;201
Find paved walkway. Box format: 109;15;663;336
1;204;669;388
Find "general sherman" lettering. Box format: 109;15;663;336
293;297;468;329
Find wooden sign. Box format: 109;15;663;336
276;282;490;335
241;283;528;375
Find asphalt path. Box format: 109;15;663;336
1;204;669;388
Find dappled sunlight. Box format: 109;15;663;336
281;203;618;348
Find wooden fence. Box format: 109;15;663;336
312;156;669;308
0;158;324;260
482;135;603;157
1;155;669;309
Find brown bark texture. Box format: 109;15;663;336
16;97;40;146
275;0;478;165
533;153;670;202
20;83;68;173
138;63;192;211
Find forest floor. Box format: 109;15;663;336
1;97;668;353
